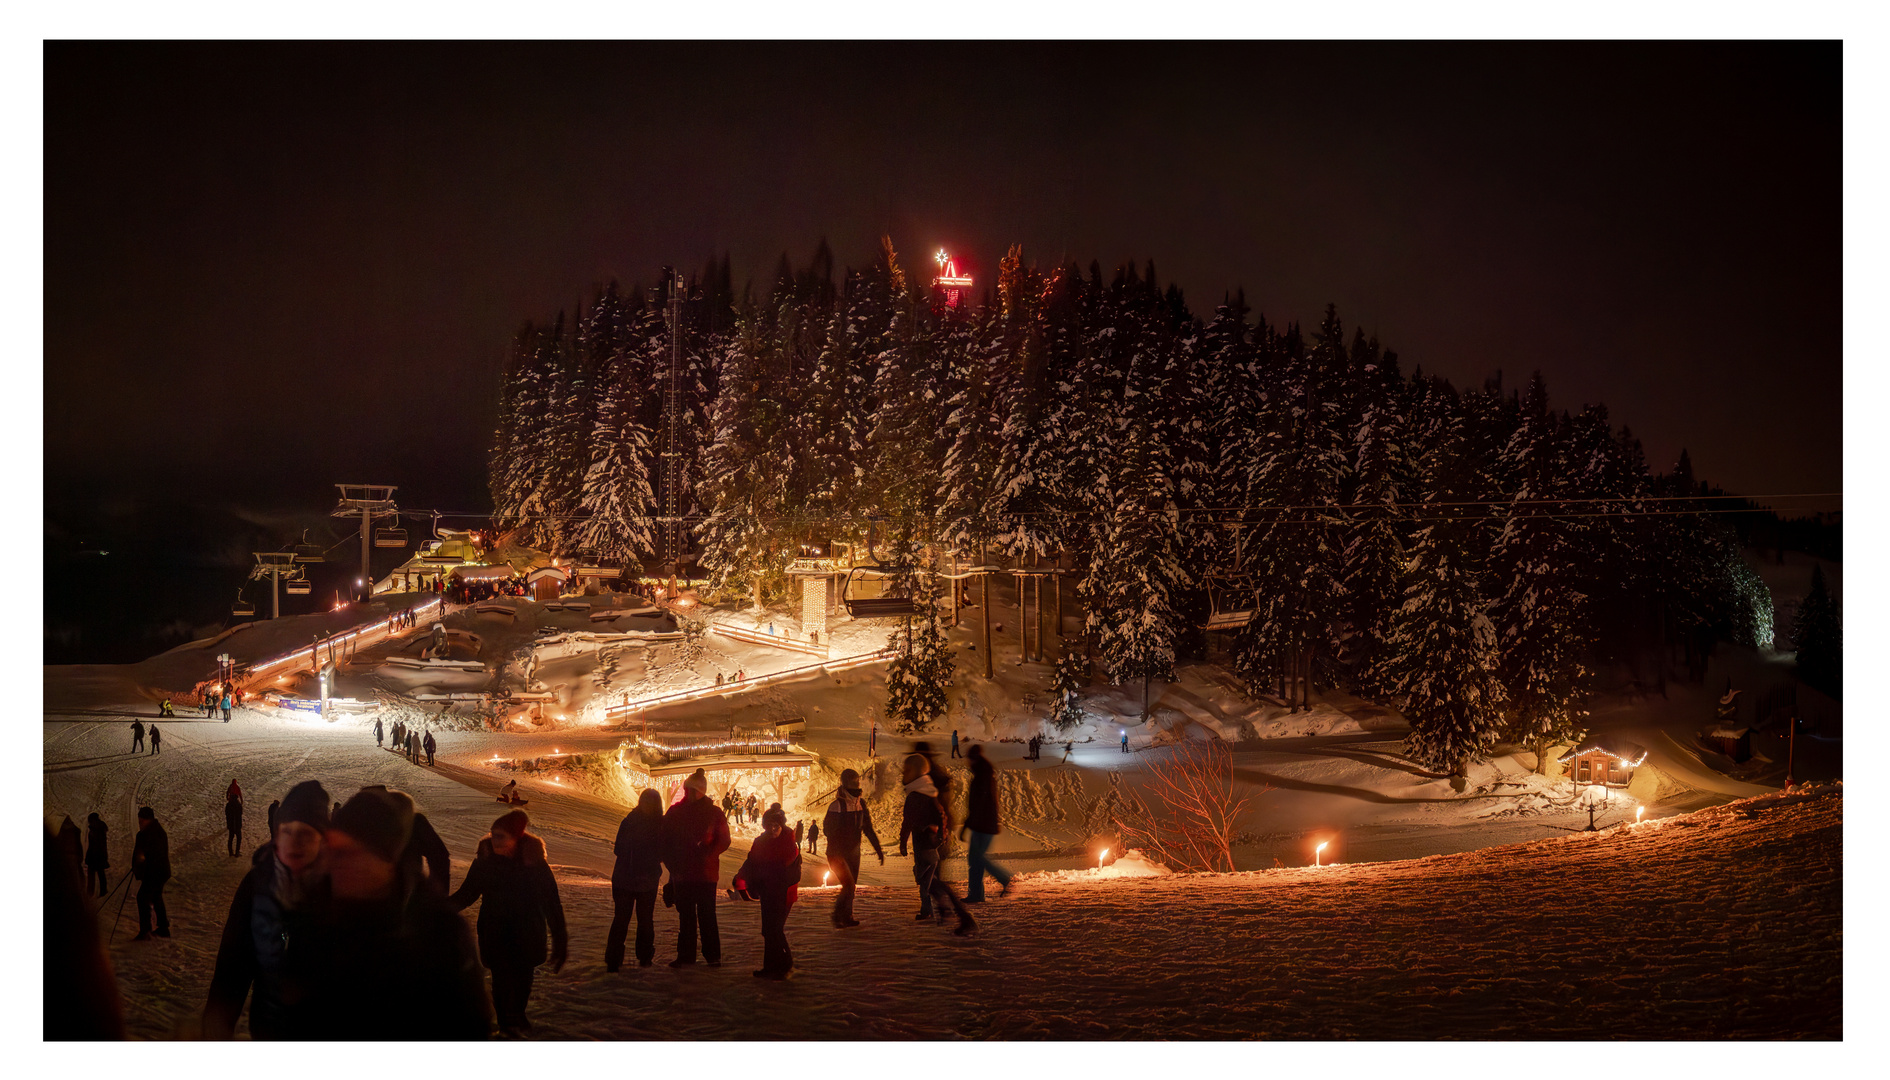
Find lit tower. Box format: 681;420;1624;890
658;271;688;597
933;249;973;310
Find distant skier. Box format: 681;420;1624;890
149;724;161;756
130;720;145;754
374;717;384;747
424;730;437;766
130;806;171;940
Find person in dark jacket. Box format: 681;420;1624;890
733;803;802;980
202;780;332;1039
659;768;731;966
130;719;144;754
83;813;110;897
373;718;384;747
55;816;85;894
961;745;1014;902
606;788;665;971
448;810;567;1037
807;821;819;854
407;810;452;894
44;826;126;1040
225;796;244;857
897;755;974;936
821;768;884;928
286;786;493;1040
131;806;171;940
951;729;961;758
423;730;437;766
266;800;280;836
148;724;161;755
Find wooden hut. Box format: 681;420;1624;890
1558;736;1649;788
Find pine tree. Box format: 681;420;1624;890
575;321;657;568
884;568;953;734
1374;523;1509;775
1048;650;1089;730
1792;564;1840;699
1082;419;1186;718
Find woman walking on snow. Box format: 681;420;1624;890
897;754;975;936
449;810;568;1037
961;745;1014;902
733;803;802;980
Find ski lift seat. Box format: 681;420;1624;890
286;578;312;595
1203;609;1255;630
232;599;256;618
844;596;920;619
374;527;408;548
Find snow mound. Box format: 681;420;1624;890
1022;848;1173;884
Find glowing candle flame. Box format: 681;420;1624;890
1636;806;1646;823
1315;840;1329;868
823;870;831;886
1098;848;1109;868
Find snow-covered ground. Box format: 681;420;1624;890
43;574;1843;1039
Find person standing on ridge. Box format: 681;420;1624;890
131;807;171;940
822;768;883;928
659;768;730;967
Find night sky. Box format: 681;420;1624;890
44;41;1840;517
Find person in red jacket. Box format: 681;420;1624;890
659;769;731;967
732;803;802;980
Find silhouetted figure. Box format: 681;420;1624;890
44;826;126;1040
963;745;1014;903
660;769;730;966
822;768;883;928
606;789;665;971
733;803;801;980
449;810;567;1037
131;806;171;940
83;813;110;897
129;720;144;754
898;754;974;936
148;725;161;756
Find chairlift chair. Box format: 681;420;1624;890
293;530;325;563
1201;578;1256;631
285;575;312;596
232;593;256;618
842;565;919;619
374;527;409;549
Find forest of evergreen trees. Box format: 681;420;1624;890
487;239;1780;772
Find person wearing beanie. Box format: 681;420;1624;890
897;756;975;936
960;745;1014;903
449;810;567;1036
203;780;333;1039
732;803;802;980
284;786;492;1040
357;784;451;894
130;806;171;941
607;789;666;971
659;768;731;967
822;768;884;928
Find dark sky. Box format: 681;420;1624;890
44;40;1841;519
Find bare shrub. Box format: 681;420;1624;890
1115;738;1267;873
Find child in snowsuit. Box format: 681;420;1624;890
733;803;802;980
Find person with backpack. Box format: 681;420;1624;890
897;754;975;936
423;730;437;766
961;745;1014;903
605;789;665;971
448;810;567;1038
732;803;801;980
659;769;730;967
821;768;883;928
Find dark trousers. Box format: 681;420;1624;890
226;825;241;856
759;893;793;973
828;850;861;923
223;706;231;720
136;878;169;934
131;736;143;753
489;964;535;1031
673;881;721;962
913;848;967;920
605;887;656;969
86;866;107;897
426;749;435;765
966;830;1012;902
150;741;160;755
951;743;961;758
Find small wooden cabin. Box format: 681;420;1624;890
1558;736;1649;788
527;565;569;601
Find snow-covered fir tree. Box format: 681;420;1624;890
1792;563;1840;699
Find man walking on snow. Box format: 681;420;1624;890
821;768;883;928
131;806;171;940
130;719;145;754
951;729;961;758
149;724;161;755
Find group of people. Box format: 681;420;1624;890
53;734;1023;1037
711;668;748;686
720;789;762;825
376;718;437;765
792;818;821;853
128;719;161;755
390;606;425;631
197;687;234;720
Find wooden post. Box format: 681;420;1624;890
981;570;993;680
1051;570;1062;663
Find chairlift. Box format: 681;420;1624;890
374;527;409;549
293;530;325;563
286;575;312;596
842;565;919;619
232;593;256;618
1201;577;1255;631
